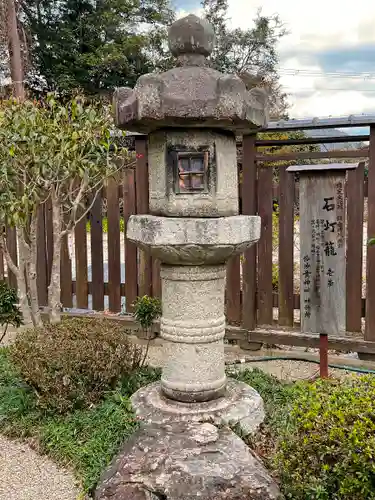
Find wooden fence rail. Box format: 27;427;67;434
1;130;374;350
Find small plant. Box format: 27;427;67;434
10;317;143;412
133;295;162;366
133;295;161;338
0;281;23;343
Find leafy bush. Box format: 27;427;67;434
0;281;23;343
133;295;162;339
0;346;161;494
10;318;143;412
275;376;375;500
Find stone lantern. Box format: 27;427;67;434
95;14;282;500
114;14;268;427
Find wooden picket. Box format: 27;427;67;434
346;162;365;332
107;177;122;312
36;205;48;307
366;126;375;341
90;191;104;311
0;129;366;352
242;135;257;330
60;233;73;308
135;137;152;298
278;166;295;326
123;167;138;312
74;211;88;309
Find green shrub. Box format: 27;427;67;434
10;318;143;413
0;346;161;493
275;376;375;500
133;295;162;338
0;281;23;343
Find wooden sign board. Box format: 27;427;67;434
287;163;359;336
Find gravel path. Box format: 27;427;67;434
0;436;79;500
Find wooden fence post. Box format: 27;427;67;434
346;161;365;332
124;167;138;312
226;162;242;325
242;135;258;331
36;205;48;306
135;137;152;298
257;166;274;325
45;198;53;286
74;211;88;309
278;166;295;326
90;190;104;311
60;234;73;308
226;256;241;325
365;126;375;346
107;177;122;312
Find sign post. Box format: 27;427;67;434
287;163;359;377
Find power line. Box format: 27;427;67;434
282;86;375;93
278;68;375;80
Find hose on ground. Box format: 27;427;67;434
224;355;375;374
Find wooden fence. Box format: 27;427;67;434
1;128;375;352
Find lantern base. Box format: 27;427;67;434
130;378;264;437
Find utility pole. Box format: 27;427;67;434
7;0;24;99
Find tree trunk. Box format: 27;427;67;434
7;0;25;100
48;191;62;323
28;214;43;327
15;229;33;325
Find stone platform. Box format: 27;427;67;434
95;422;282;500
131;379;264;436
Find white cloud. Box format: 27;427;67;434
228;0;375;49
175;1;375;118
225;0;375;118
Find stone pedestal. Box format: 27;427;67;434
160;265;226;402
127;214;263;434
128;214;260;401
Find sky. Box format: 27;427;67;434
173;0;375;120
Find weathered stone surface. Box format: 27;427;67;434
160;265;226;402
113;14;268;133
148;129;239;218
168;14;215;57
114;68;267;134
95;422;283;500
127;214;261;265
131;379;265;436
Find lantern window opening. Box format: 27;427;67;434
175;150;209;194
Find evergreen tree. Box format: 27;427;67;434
202;0;288;118
22;0;175;95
